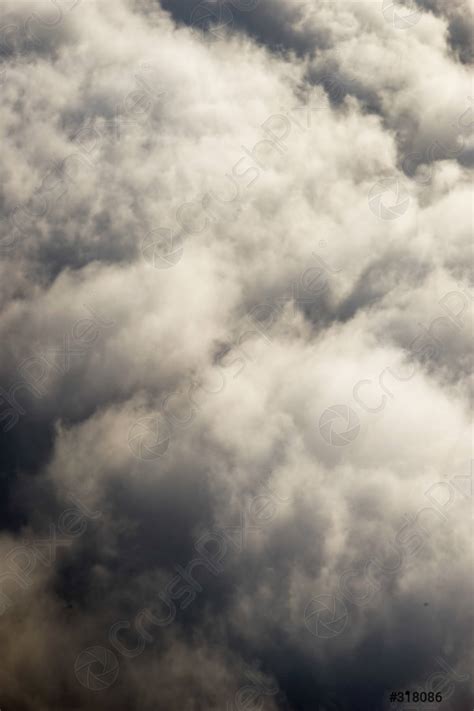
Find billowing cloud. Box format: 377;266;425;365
0;1;472;709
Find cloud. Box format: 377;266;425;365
0;0;472;709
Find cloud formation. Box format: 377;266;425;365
0;1;472;709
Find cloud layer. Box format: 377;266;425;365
0;1;472;709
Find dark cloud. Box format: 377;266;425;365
415;0;474;63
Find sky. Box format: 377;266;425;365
0;0;472;709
